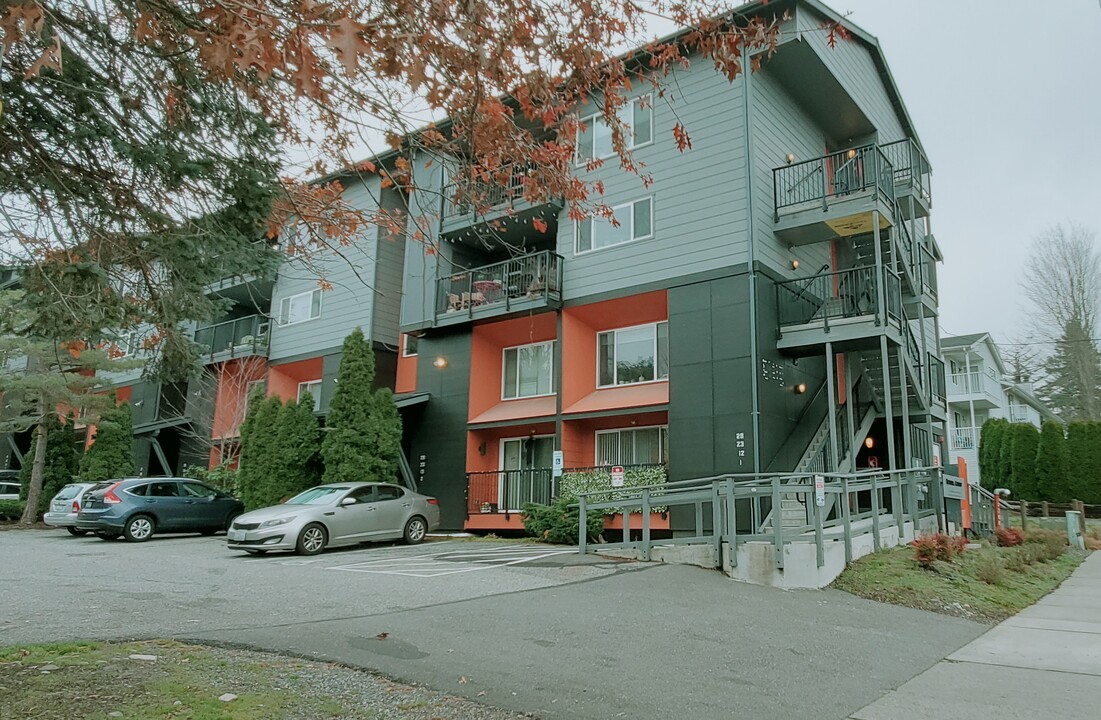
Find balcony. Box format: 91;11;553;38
193;315;270;364
435;250;562;327
772;145;896;245
880;139;931;217
950;426;979;451
775;265;902;354
1008;406;1038;426
928;355;947;412
947;369;1001;409
439;163;565;238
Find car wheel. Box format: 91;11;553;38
66;527;88;537
224;511;242;531
403;516;428;545
295;523;327;556
123;515;155;543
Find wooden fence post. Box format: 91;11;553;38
1019;500;1028;532
1042;501;1050;518
1076;500;1088;537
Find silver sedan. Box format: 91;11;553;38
226;482;440;556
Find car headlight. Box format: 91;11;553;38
260;517;294;528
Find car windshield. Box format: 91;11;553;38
55;484;84;500
284;487;348;505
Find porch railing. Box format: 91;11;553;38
773;145;895;218
950;427;979;451
776;265;902;329
193;314;270;360
466;463;668;516
880;138;932;203
928;354;946;405
436;250;562;319
442;162;537;220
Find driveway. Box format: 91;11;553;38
0;529;985;719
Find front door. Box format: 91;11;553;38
500;436;555;511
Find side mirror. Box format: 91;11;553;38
340;497;357;506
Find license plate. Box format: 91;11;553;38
228;529;246;541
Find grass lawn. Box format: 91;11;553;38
831;539;1086;624
0;639;524;720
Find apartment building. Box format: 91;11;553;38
395;0;947;531
943;333;1057;486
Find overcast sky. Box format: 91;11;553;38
823;0;1101;348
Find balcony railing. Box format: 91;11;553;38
772;145;895;219
928;354;946;405
193;314;270;361
1008;408;1034;424
442;163;537;220
950;427;979;451
776;265;902;330
436;250;562;320
466;463;668;515
880;139;932;204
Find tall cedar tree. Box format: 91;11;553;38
979;419;1008;487
1006;423;1040;500
1082;423;1101;504
1043;317;1101;421
275;395;323;498
322;328;402;485
1034;421;1070;502
79;398;136;483
236;396;283;510
18;414;80;517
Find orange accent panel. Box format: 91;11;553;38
959;456;971;530
562;383;669;416
396;335;418;394
562;291;667;410
468;314;557;421
464;514;527;531
836;353;846;405
212;357;268;440
267;357;324;402
115;386;132;403
604;513;671;531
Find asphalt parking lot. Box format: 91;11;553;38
1;528;987;719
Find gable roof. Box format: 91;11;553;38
941;333;989;349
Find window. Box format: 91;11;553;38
402;334;419;357
575;197;652;254
180;482;217;498
576;94;653;163
147;482;180;498
298;380;322;411
115;331;141;358
377;485;404;501
345;485;377;504
503;342;554;399
278;289;322;326
598;322;669;387
595;427;668;466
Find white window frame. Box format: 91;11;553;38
596;321;669;388
575;197;653;255
594;425;669;466
278;289;322;326
115;331;141;358
298;379;322;412
402;334;419;357
501;341;555;401
575;94;654;165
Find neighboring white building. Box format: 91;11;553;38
942;332;1057;485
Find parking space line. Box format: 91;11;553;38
327;546;577;578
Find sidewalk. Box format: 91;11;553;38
851;551;1101;720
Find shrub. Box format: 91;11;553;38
183;464;239;495
0;500;25;521
995;527;1024;547
79;397;135;483
912;533;966;568
975;554;1007;585
521;498;604;544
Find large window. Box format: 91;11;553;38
598;322;669;387
298;380;322;411
596;426;668;466
278;289;321;326
402;334;419;357
503;342;554;399
576;95;653;163
575;197;652;254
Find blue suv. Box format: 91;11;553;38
77;478;244;542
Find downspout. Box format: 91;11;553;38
743;50;762;475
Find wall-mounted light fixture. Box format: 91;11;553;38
794;383;807;394
786;153;796;165
433;356;448;369
864;437;874;449
790;259;800;270
846;148;857;160
478;442;487;456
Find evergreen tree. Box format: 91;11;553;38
1034;421;1070;502
236;396;283;510
1042;316;1101;421
79;397;136;483
18;415;81;517
1081;422;1101;504
1006;423;1040;500
1066;422;1093;502
323;328;403;485
275;395;322;498
979;419;1008;486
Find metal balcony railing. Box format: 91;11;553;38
468;468;556;514
436;250;562;319
442;162;537;220
880;139;932;204
928;355;946;405
772;145;895;219
193;315;270;361
776;265;902;330
950;427;979;451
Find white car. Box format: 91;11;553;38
44;482;100;536
0;479;20;502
